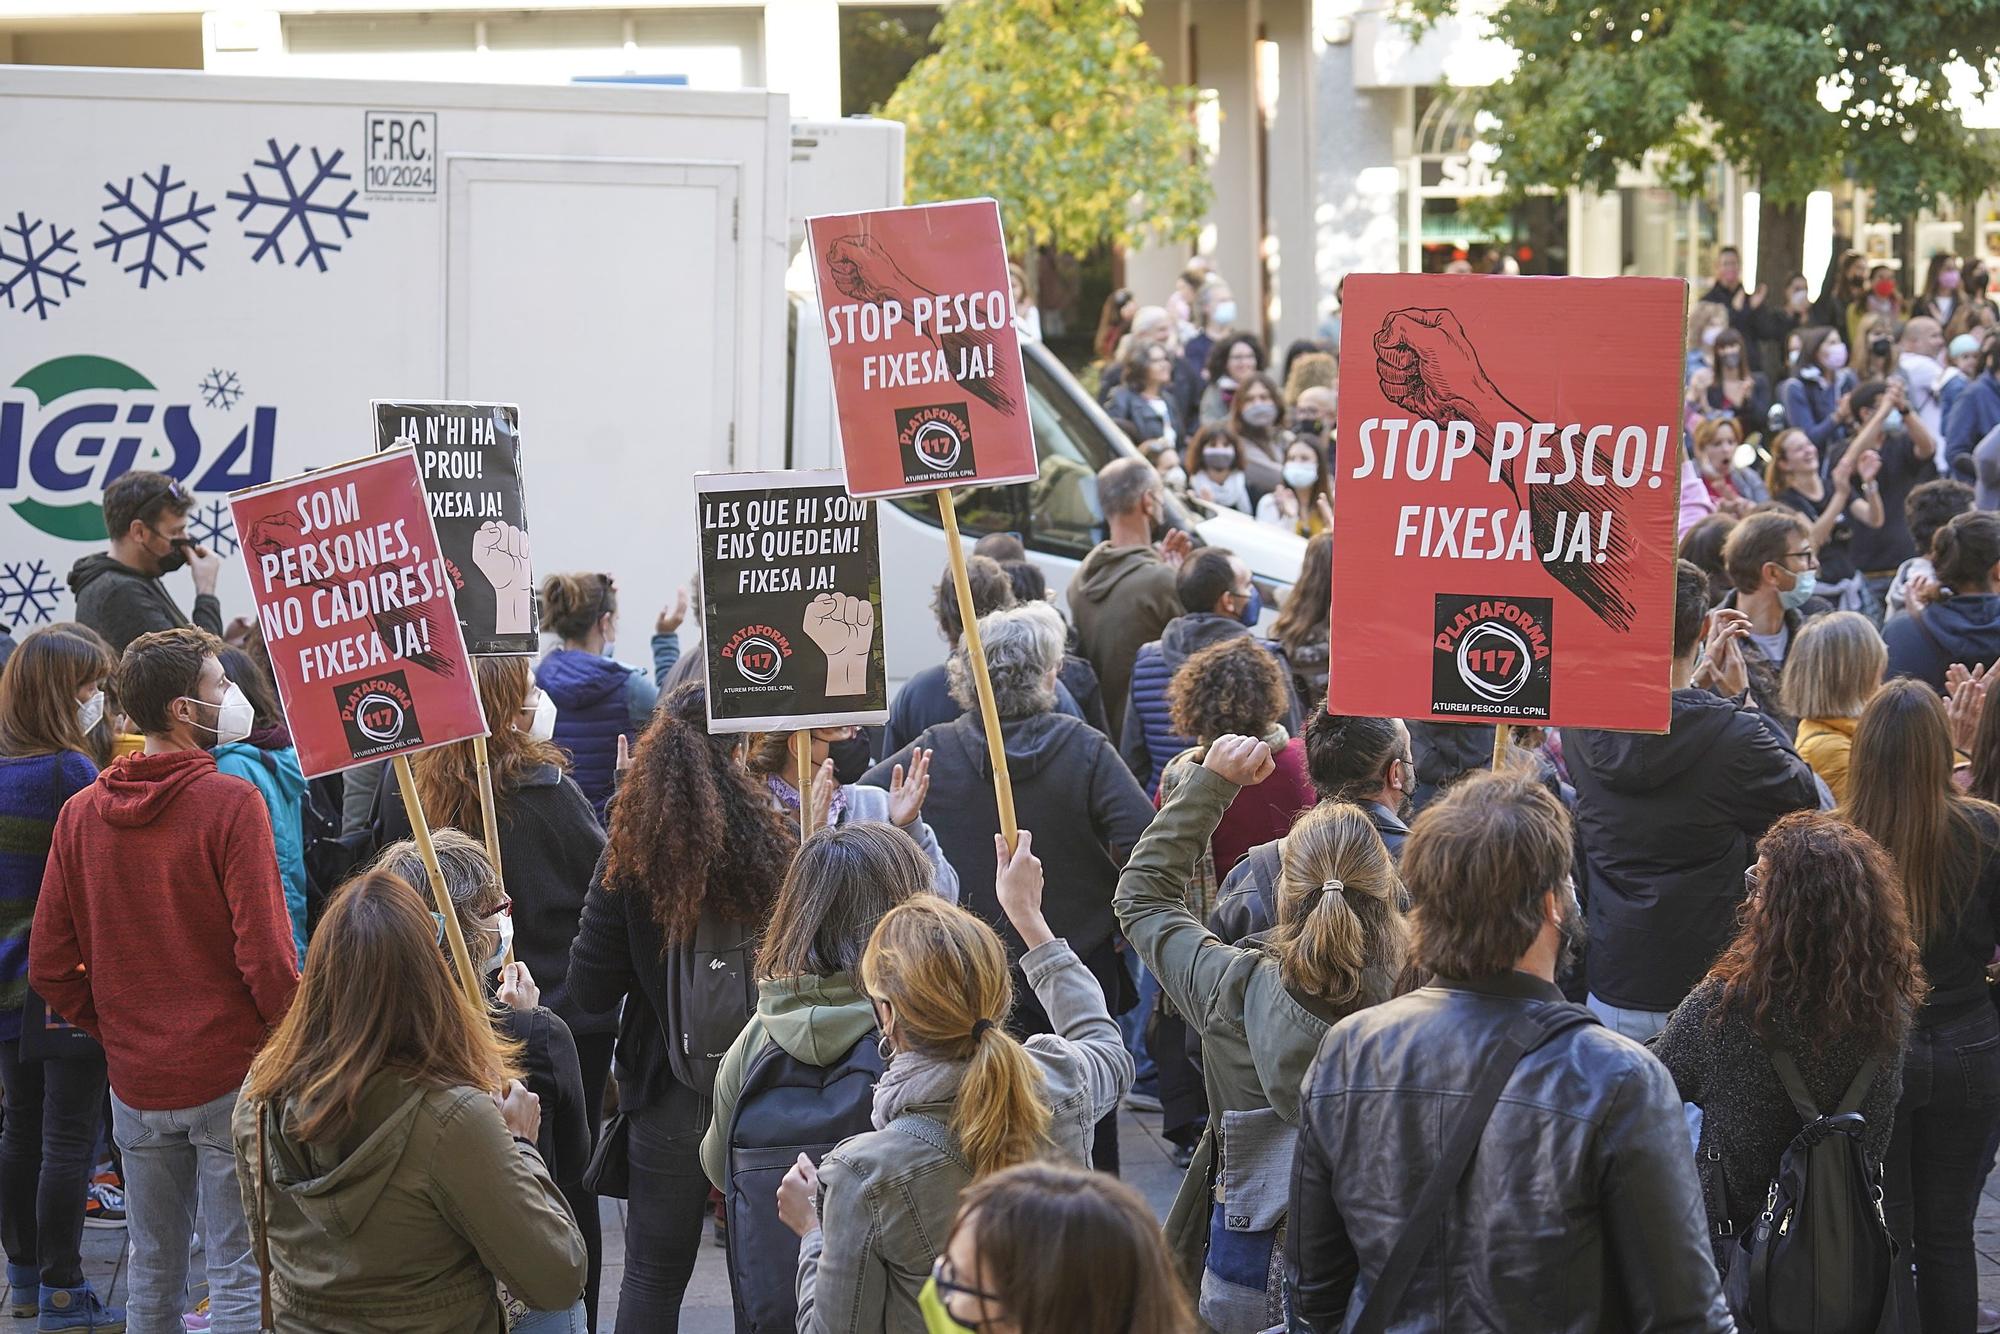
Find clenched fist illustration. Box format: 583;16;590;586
804;592;873;697
472;521;534;637
1373;307;1499;424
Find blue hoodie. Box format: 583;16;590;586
536;634;679;820
214;732;309;965
1883;593;2000;694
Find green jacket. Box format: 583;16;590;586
233;1069;587;1333
699;971;878;1188
1113;764;1358;1289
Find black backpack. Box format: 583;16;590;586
1722;1045;1897;1334
723;1028;884;1333
663;912;758;1096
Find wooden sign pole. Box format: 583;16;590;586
793;730;815;840
1491;723;1512;772
469;734;512;965
937;490;1019;850
394;754;485;1008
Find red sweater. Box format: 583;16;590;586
30;749;299;1110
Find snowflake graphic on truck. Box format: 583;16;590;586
0;560;62;627
228;139;370;272
199;369;243;410
189;500;238;556
0;213;85;320
95;166;216;289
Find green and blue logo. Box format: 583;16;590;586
0;355;275;540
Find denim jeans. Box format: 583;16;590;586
1586;994;1671;1043
614;1084;711;1334
1883;1003;2000;1334
111;1088;258;1334
0;1040;108;1289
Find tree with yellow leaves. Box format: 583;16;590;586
883;0;1212;255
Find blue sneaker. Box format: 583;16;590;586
37;1285;122;1332
5;1264;35;1318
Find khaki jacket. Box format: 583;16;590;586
233;1069;586;1334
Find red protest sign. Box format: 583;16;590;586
1330;273;1687;732
229;446;489;778
806;199;1036;499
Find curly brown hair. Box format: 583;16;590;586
1167;637;1288;743
1708;811;1926;1051
600;681;794;947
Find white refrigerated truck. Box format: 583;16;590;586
0;67;1301;689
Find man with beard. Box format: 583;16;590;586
1286;770;1732;1333
1563;559;1819;1041
1207;708;1413;943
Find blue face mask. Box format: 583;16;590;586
1884;408;1905;434
1236;584;1263;626
1779;569;1817;611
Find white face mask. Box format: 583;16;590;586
1283;461;1320;490
76;691;105;736
182;683;253;745
522;689;557;742
483;910;514;973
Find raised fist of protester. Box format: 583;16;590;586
994;830;1053;948
1202;733;1277;787
1373;307;1499;423
777;1153;821;1239
495;1079;542;1142
803;592;873;696
472;521;533;636
887;748;933;828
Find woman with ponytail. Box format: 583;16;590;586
1115;734;1409;1332
777;830;1133;1333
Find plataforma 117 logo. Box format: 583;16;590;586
0;354;276;623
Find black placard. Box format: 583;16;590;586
696;470;887;732
372;400;536;655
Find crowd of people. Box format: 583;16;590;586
0;240;1999;1334
1092;261;1337;541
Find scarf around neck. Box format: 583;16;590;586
767;772;849;825
870;1049;967;1130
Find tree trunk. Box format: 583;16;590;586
1758;198;1809;382
1760;198;1807;294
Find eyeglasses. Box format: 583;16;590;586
134;477;192;522
1781;549;1819;570
1744;865;1763;900
930;1256;1003;1327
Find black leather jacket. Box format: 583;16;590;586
1287;973;1732;1333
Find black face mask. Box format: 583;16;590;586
152;530;191;575
1870;337;1893;359
1296;417;1326;440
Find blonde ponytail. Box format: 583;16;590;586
861;898;1052;1178
955;1026;1052;1179
1272;803;1409;1008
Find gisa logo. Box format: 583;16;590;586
0;355;277;541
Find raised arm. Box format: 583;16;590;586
1113;744;1266;1034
